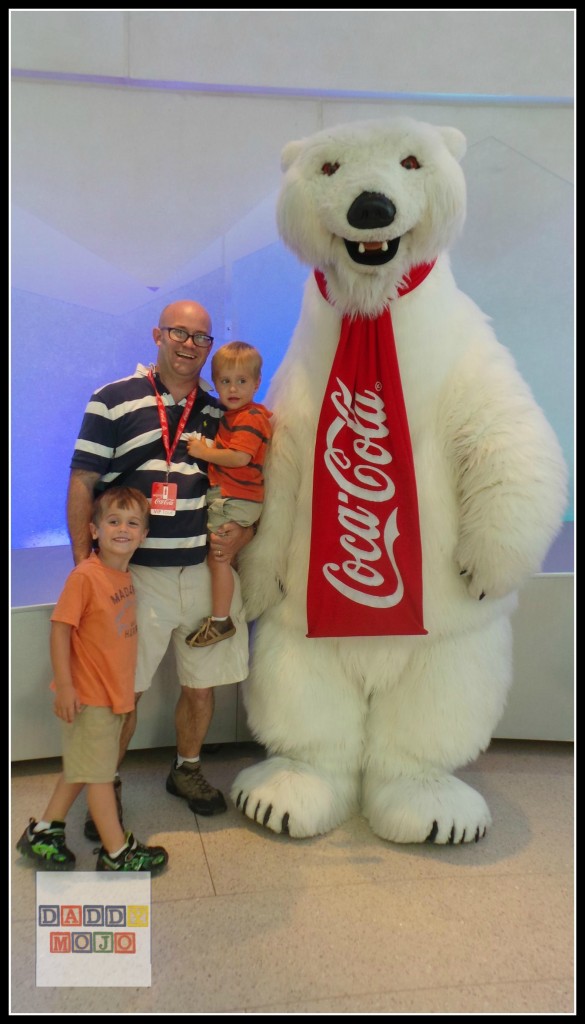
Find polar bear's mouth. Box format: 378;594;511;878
344;237;400;265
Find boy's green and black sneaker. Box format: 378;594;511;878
95;832;168;874
16;818;76;871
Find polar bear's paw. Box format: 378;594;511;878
231;756;359;838
363;772;492;844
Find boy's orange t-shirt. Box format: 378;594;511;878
208;401;273;501
50;553;137;714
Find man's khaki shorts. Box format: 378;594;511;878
62;705;125;783
130;562;249;693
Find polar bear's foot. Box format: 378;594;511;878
231;756;359;838
363;772;492;844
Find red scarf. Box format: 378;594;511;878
307;263;435;638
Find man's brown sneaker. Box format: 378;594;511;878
166;759;227;815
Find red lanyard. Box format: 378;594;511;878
148;369;198;473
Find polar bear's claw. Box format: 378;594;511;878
231;757;359;838
425;820;487;844
426;820;439;843
364;773;492;844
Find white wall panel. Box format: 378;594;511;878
10;10;129;77
11;11;575;98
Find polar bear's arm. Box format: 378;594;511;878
443;342;568;599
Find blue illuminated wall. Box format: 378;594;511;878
230;243;309;404
10;269;226;548
10;68;577;552
10;218;574;550
10;249;312;549
10;235;314;548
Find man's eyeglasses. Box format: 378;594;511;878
160;327;214;348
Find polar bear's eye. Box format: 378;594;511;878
401;156;421;170
321;162;340;176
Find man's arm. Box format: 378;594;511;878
67;469;101;564
210;521;255;564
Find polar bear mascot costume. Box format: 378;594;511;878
231;116;567;844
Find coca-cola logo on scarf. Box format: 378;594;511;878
322;377;404;609
307;266;434;638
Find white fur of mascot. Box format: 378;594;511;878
231;116;567;845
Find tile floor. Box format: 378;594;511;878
11;739;574;1014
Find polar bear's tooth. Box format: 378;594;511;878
381;241;388;251
358;243;365;254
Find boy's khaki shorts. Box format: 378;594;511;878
130;562;249;693
206;487;263;532
62;705;126;783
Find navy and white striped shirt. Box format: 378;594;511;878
70;364;223;567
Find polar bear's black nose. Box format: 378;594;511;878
347;192;396;229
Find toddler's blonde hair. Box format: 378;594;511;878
211;341;262;382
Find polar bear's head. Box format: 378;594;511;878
276;116;467;316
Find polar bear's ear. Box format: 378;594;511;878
439;126;467;163
281;139;305;171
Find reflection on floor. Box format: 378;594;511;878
11;740;574;1014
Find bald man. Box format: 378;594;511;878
67;301;253;839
